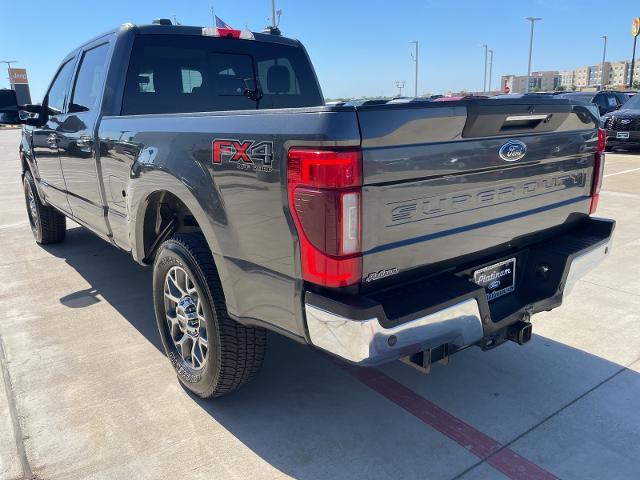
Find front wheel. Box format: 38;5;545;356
23;170;66;244
153;233;266;398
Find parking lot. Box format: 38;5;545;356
0;127;639;480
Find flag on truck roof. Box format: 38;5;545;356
215;16;232;29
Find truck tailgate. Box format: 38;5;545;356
356;99;600;283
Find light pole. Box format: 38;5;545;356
410;41;419;97
481;44;488;92
395;80;406;97
525;17;542;93
600;35;608;89
630;17;640;88
0;60;17;89
488;49;494;92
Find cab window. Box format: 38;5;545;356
46;59;76;114
69;43;110;113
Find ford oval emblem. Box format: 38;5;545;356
488;280;501;290
499;140;527;162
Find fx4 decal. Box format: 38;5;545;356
212;139;274;173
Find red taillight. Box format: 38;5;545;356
590;128;606;214
288;149;362;188
201;27;254;40
288;148;362;287
597;127;606;153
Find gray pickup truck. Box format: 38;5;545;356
0;21;614;399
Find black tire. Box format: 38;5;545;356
23;170;66;244
605;145;613;152
153;233;266;398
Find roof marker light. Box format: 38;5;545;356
202;27;253;40
240;29;255;40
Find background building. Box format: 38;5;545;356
503;59;640;94
500;71;559;93
588;63;611;89
530;71;560;91
574;66;589;88
626;61;640;87
559;70;574;89
608;61;628;87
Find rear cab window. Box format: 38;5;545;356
70;43;110;113
121;34;323;115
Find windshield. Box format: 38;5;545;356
554;93;595;103
621;94;640;110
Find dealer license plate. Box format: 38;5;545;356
616;131;630;139
473;258;516;301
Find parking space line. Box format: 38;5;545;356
604;167;640;178
339;364;558;480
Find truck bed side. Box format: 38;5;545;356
97;107;359;339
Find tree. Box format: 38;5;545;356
633;80;640;90
554;85;567;92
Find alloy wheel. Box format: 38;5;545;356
163;266;209;370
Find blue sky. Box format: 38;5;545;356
2;0;640;100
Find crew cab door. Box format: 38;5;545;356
31;57;77;215
57;40;111;237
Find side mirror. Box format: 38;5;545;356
0;89;22;125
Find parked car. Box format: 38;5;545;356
432;95;488;102
491;93;556;99
0;20;614;399
554;91;625;116
601;92;640;150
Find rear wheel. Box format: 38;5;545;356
23;170;66;244
153;233;266;398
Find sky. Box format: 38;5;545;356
2;0;640;101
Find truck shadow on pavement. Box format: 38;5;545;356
43;226;640;480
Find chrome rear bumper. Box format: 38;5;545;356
304;218;615;366
563;228;613;297
305;298;483;366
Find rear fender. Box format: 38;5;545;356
129;171;237;315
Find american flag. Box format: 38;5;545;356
215;15;232;29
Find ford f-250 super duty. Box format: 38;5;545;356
0;20;614;399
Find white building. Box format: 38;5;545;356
559;70;574;89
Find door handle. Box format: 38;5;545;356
76;135;93;148
46;134;57;146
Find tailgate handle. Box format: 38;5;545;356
504;114;550;122
501;114;551;132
